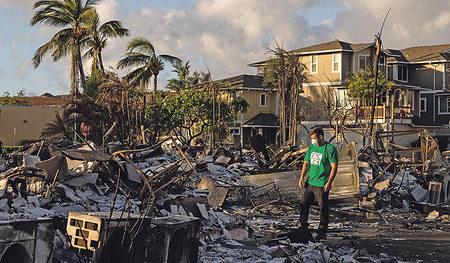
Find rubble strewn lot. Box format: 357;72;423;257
0;134;449;262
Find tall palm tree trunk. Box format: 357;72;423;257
98;50;105;72
71;51;78;94
76;41;85;87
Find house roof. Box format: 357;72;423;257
195;74;265;90
289;40;357;54
387;44;450;64
244;113;278;126
248;40;384;67
26;94;69;107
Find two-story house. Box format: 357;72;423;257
198;74;278;148
248;40;450;146
385;45;450;132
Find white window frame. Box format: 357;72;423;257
260;93;267;107
332;53;341;73
396;65;408;82
229;127;241;135
358;54;370;71
438;96;450;114
420;97;427;112
334;88;352;109
378;56;387;74
310;55;318;74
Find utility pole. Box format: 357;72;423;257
368;9;390;146
368;36;381;144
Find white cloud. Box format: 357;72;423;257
96;0;120;23
17;59;31;80
334;0;450;48
0;0;30;8
3;0;450;95
321;19;334;27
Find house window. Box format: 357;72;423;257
310;55;318;74
358;55;370;71
332;53;340;72
397;65;408;81
438;96;450;114
260;93;266;107
378;56;386;73
380;91;388;105
229;128;241;135
420;98;427;112
334;89;352;109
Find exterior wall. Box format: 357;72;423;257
300;85;335;122
239;89;277;121
304;53;341;84
342;52;353;80
408;65;442;89
412;90;420;117
0;106;65;146
413;93;437;125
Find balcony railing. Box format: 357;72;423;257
356;104;411;120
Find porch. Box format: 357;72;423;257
356;104;412;121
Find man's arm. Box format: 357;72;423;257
324;162;338;192
299;161;310;188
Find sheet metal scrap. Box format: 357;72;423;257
249;182;292;209
60;149;111;162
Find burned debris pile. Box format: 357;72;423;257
0;130;448;262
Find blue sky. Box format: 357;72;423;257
0;0;449;96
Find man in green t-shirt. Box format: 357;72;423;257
298;127;338;240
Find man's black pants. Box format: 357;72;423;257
299;184;329;230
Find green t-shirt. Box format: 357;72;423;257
304;142;338;187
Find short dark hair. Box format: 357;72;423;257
309;127;324;137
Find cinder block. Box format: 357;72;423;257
67;212;103;252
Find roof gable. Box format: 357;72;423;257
390;44;450;63
290;40;355;54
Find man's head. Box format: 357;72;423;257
309;127;325;145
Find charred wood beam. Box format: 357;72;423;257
370;162;394;190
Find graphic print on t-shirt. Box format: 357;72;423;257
310;152;323;166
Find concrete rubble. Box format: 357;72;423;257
0;132;448;262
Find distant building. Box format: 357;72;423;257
0;94;67;146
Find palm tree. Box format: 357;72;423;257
117;37;182;92
167;61;212;91
167;61;191;91
30;0;100;95
84;11;129;72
